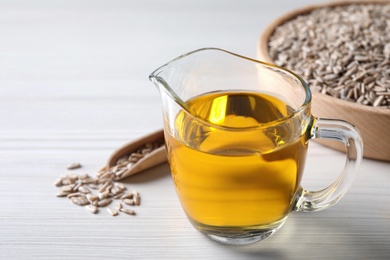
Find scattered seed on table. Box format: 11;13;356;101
54;178;63;187
56;191;70;197
133;191;141;206
86;205;99;214
123;199;135;206
67;162;82;170
120;208;136;216
107;207;118;216
55;145;152;217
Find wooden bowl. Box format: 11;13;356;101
258;0;390;161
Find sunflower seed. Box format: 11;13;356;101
123;199;135;206
113;193;124;199
110;186;121;196
141;147;153;155
67;174;79;182
107;207;118;216
117;156;127;164
86;194;99;203
99;171;114;180
60;185;74;193
133;152;144;159
67;192;82;198
72;182;82;192
98;190;109;200
114;182;126;191
120;193;134;200
115;168;126;177
97;198;113;207
79;173;89;180
133;191;141;206
120;208;136;216
56;191;71;197
98;178;112;184
86;205;99;214
54;178;63;187
71;196;90;206
82;177;98;184
373;95;385;107
78;186;91;194
67;162;82;170
99;181;111;193
87;183;99;190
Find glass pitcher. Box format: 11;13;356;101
150;48;363;245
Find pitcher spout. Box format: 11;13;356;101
149;65;191;114
149;47;256;112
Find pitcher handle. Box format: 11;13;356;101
295;117;363;212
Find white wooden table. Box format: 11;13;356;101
1;1;389;259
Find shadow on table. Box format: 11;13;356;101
220;210;390;259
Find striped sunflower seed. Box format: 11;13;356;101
120;208;136;216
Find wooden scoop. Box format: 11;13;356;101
107;129;167;180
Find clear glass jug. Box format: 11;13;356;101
150;48;363;245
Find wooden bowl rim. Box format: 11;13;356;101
258;0;390;116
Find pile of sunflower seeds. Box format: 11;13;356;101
268;3;390;108
109;140;164;181
55;163;141;216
